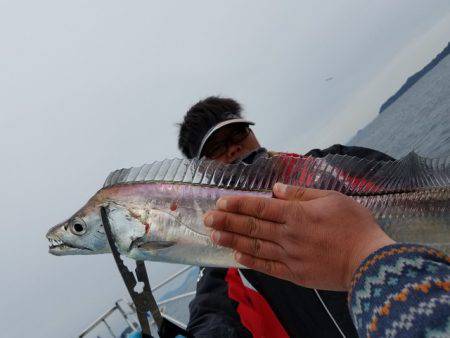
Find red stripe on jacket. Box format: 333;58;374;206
226;268;289;338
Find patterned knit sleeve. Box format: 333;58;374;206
348;243;450;337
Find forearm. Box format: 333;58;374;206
349;243;450;337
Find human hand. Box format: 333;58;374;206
204;183;395;291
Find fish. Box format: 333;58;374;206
46;152;450;267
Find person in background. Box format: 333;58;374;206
203;183;450;337
177;96;394;337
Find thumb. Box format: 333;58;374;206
273;183;331;201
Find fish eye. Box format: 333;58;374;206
70;219;87;236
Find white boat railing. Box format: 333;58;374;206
78;266;196;338
151;266;193;292
158;291;196;306
79;299;139;338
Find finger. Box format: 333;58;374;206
216;195;288;223
273;183;332;201
211;230;284;260
204;210;283;241
235;252;293;281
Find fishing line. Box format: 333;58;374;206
314;289;346;338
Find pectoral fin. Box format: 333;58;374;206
136;241;176;250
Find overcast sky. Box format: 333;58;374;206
1;1;450;337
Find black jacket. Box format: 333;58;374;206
187;145;394;338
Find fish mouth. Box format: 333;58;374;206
47;236;93;255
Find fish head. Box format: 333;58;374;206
46;186;154;257
46;199;109;256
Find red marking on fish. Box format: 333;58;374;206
144;222;150;234
170;202;177;211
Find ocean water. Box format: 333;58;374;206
348;54;450;158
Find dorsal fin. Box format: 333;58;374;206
103;152;450;194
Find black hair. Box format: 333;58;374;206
177;96;243;158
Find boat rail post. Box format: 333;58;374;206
116;299;140;331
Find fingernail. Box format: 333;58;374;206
211;230;221;243
217;198;227;210
235;252;242;261
274;183;287;194
204;214;214;227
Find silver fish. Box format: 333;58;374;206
46;153;450;266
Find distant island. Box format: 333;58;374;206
379;41;450;114
348;40;450;158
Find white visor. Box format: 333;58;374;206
196;118;255;158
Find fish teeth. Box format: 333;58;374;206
48;238;63;247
